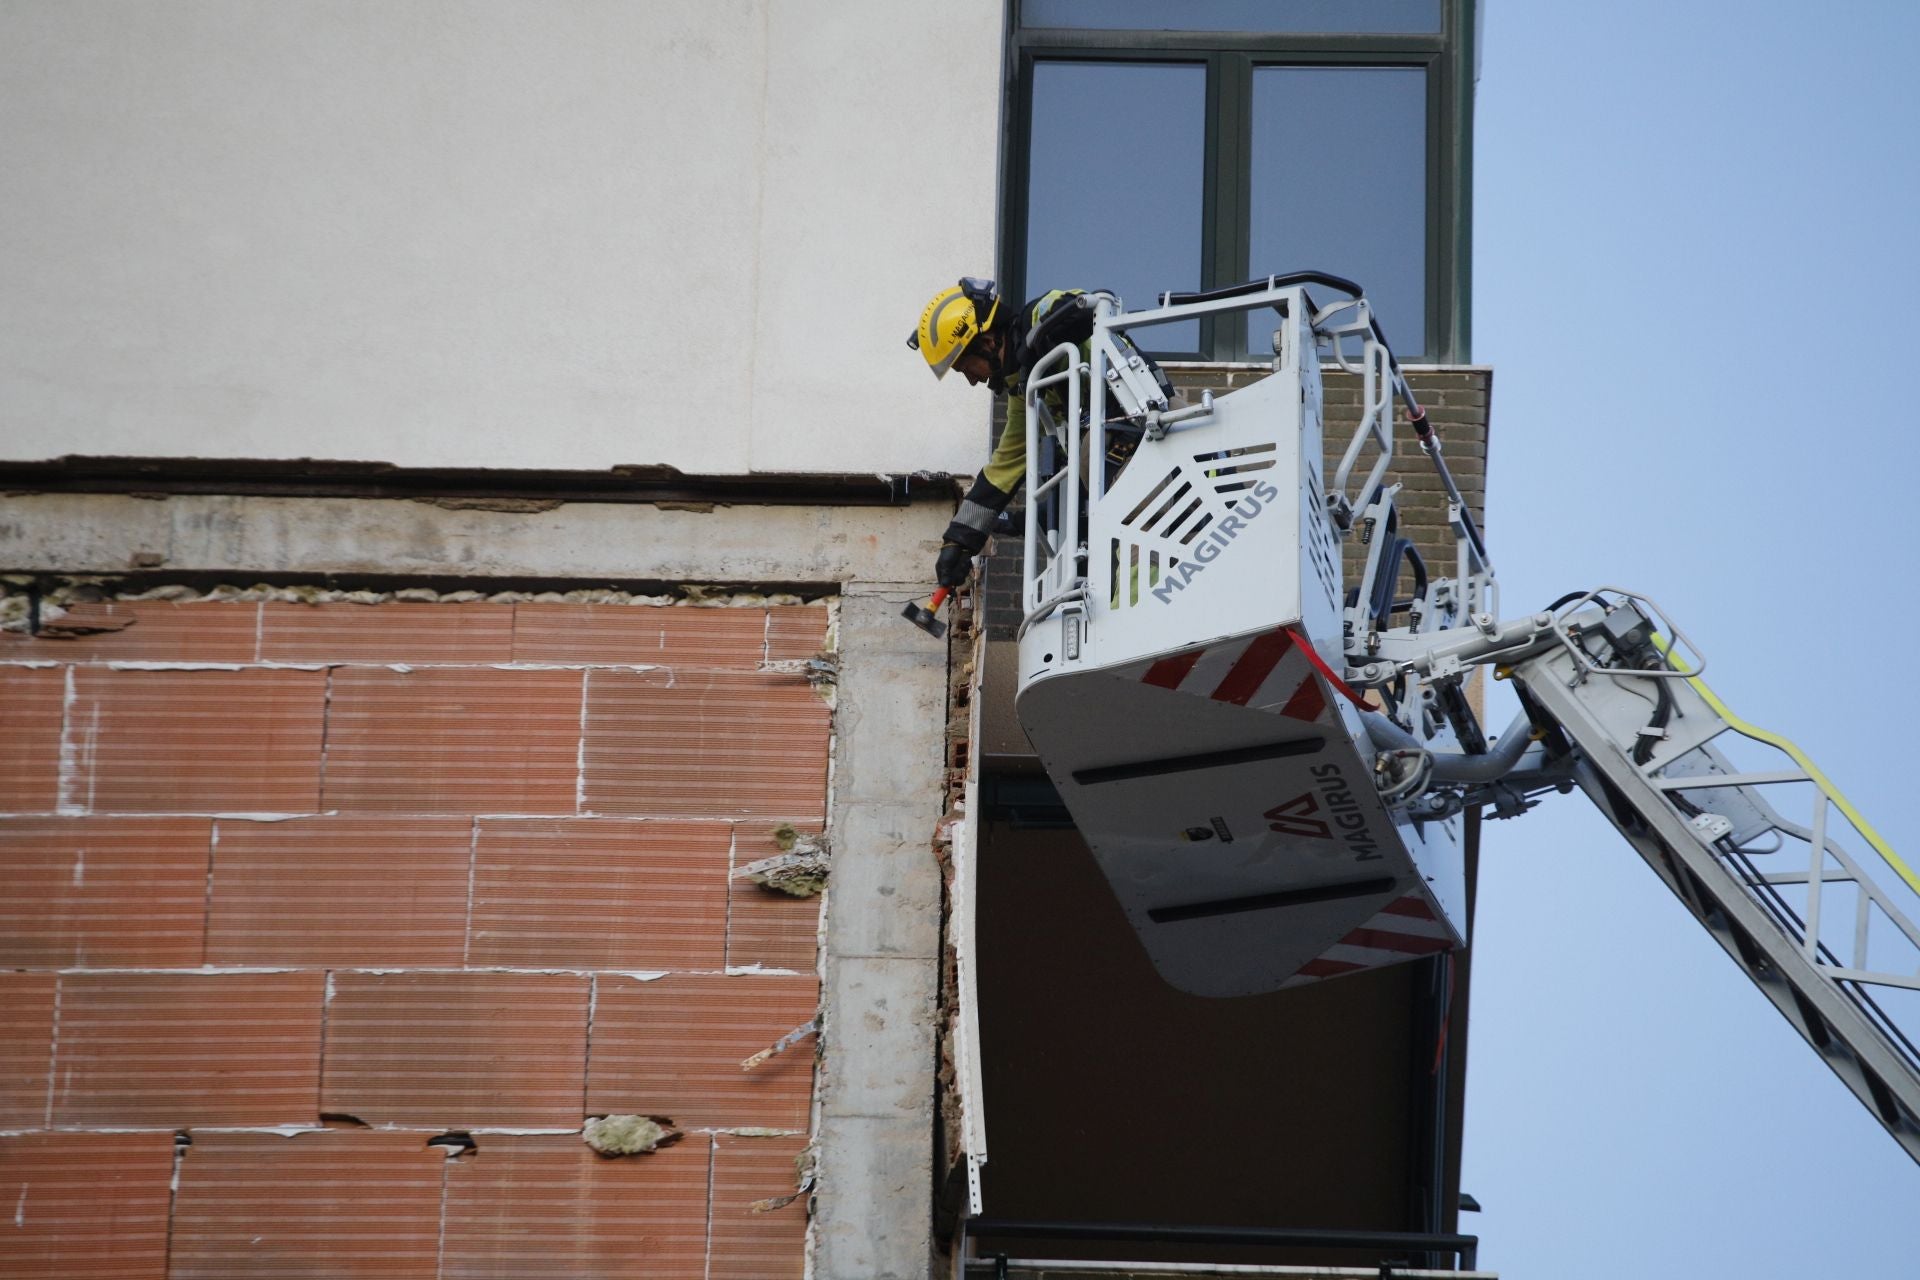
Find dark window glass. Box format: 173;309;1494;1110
1025;60;1207;352
1246;65;1427;356
1024;0;1442;35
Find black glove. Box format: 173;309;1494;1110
935;542;975;589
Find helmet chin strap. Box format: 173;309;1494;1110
983;329;1014;385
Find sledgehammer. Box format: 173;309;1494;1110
901;587;952;639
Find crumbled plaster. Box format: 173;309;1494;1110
733;826;831;898
749;1145;817;1213
582;1114;681;1157
740;1018;820;1072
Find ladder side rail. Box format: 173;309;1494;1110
1447;501;1498;620
1342;484;1404;667
1088;293;1116;505
1022;343;1082;617
1558;608;1920;1011
1517;663;1920;1164
1690;723;1920;1008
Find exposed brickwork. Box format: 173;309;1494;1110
321;972;591;1127
0;599;259;664
259;600;515;665
170;1130;446;1280
442;1134;712;1279
52;972;325;1127
323;666;584;814
583;669;830;820
980;366;1492;639
68;667;327;813
0;597;829;1273
765;604;831;661
710;1132;811;1280
514;601;770;667
0;974;56;1128
726;821;823;973
206;815;472;967
468;817;732;971
0;816;211;967
587;972;821;1130
0;667;63;811
0;1132;176;1280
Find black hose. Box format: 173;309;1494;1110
1369;537;1427;628
1546;589;1601;613
1630;655;1675;765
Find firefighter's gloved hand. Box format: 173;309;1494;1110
935;542;975;589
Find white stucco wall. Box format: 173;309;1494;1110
0;0;999;476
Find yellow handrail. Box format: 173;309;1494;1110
1650;635;1920;897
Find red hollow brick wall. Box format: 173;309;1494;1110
0;597;827;1279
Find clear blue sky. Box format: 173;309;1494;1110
1464;3;1920;1275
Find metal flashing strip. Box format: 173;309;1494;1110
1148;876;1397;925
1071;736;1325;787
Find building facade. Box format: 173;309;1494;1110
0;3;1486;1277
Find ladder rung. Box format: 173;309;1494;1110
1822;966;1920;994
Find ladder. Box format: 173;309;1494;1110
1494;590;1920;1163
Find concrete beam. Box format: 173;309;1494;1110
0;492;948;586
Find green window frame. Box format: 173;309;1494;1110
1001;0;1477;363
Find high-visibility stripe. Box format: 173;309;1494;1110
1286;627;1371;710
1278;673;1326;723
1210;628;1294;706
1142;649;1204;690
1341;925;1453;956
1379;894;1436;921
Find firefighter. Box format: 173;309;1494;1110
908;278;1092;591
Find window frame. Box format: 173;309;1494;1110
1001;1;1476;363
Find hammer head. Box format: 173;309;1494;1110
901;598;948;638
901;587;951;638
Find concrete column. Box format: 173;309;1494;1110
812;583;949;1278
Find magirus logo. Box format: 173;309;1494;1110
1263;793;1331;839
1266;763;1382;861
1149;478;1283;604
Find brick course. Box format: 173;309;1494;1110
52;972;325;1127
320;972;591;1127
170;1130;446;1280
0;597;829;1273
67;668;327;813
468;817;732;971
206;815;473;967
0;1132;175;1280
0;667;63;811
259;601;515;665
583;669;830;820
0;974;56;1128
323;667;584;814
710;1132;811;1280
442;1134;712;1279
0;817;210;967
587;972;821;1130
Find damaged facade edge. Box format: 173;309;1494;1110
0;487;959;1278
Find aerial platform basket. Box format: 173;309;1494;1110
1013;282;1472;997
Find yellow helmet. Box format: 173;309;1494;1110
908;277;1000;379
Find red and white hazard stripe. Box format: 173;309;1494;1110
1280;890;1457;988
1126;627;1332;725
